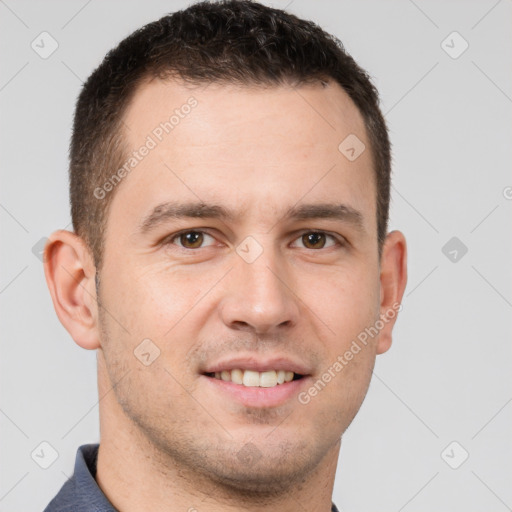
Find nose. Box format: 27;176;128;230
218;248;300;334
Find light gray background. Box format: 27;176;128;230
1;0;511;510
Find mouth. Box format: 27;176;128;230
201;368;310;408
203;369;306;388
200;356;312;407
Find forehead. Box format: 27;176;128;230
111;77;376;234
123;77;367;150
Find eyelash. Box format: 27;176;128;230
163;229;345;251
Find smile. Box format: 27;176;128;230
204;369;304;388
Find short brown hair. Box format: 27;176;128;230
70;0;392;272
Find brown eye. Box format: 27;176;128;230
293;231;339;250
169;231;216;249
302;232;326;249
179;231;204;248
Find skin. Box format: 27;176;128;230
44;78;407;512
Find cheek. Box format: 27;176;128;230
295;262;380;336
103;261;208;341
295;263;380;409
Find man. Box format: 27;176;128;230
43;0;407;510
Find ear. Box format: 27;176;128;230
376;230;408;355
43;230;101;350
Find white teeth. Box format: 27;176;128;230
259;370;277;387
242;370;260;387
231;368;243;385
210;368;300;387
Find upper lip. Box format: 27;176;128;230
202;355;312;375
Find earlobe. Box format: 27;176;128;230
43;230;101;350
376;230;408;355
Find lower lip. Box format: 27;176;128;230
201;374;309;408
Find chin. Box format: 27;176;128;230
207;456;317;496
193;438;321;495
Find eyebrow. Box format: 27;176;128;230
137;200;365;234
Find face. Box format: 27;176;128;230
95;78;391;492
